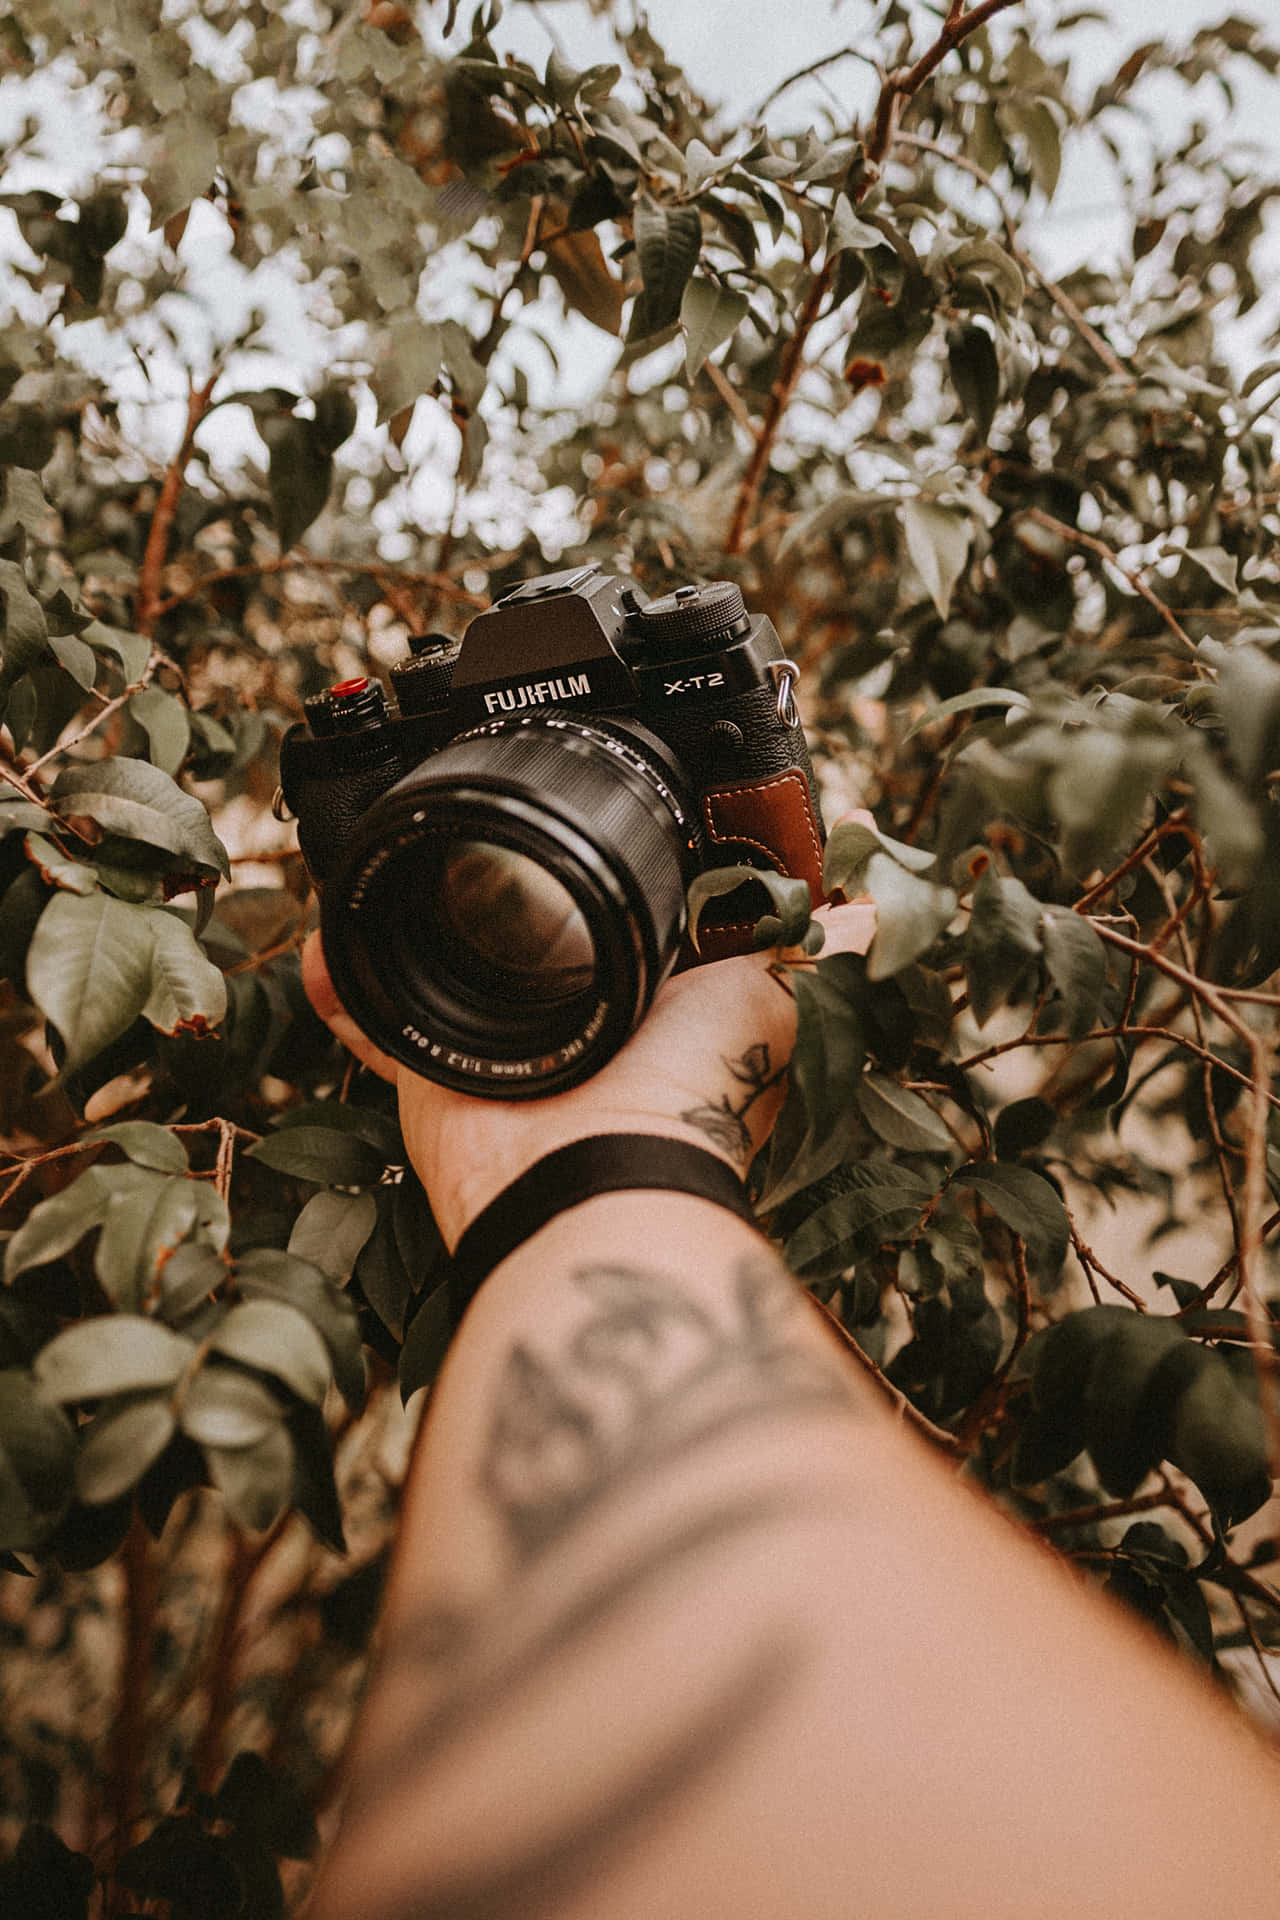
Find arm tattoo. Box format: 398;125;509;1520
330;1256;855;1920
679;1039;786;1160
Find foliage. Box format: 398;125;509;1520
4;0;1280;1897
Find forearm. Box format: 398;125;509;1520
309;1198;1280;1920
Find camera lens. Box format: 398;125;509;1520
320;713;694;1096
432;841;596;1003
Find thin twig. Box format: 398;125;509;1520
866;0;1022;170
895;130;1132;381
1024;509;1203;667
137;373;219;636
148;555;490;622
803;1290;962;1453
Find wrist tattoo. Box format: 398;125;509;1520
679;1039;786;1161
328;1256;855;1920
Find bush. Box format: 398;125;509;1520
3;0;1280;1903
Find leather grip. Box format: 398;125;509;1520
686;770;827;965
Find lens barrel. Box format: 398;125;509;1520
319;711;694;1097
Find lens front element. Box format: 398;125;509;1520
321;712;692;1097
435;840;596;1003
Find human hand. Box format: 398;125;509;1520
302;830;876;1248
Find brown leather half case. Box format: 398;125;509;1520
685;770;827;965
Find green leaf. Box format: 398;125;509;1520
1080;1315;1192;1497
947;237;1026;314
947;322;1000;442
48;630;98;691
0;556;51;696
95;1173;200;1310
142;116;218;226
311;385;359;455
156;1243;227;1326
129;686;190;776
0;1370;77;1549
902;686;1030;741
756;953;867;1210
687;865;813;953
1217;645;1280;788
1001;96;1062;199
141;907;227;1036
287;1189;378;1282
785;1161;941;1279
50;758;229;879
681;276;749;379
85;620;149;684
211;1300;332;1406
864;852;957;980
179;1364;283;1449
371;317;444;425
35;1317;194;1402
963;866;1044;1026
856;1073;952;1151
1167;1350;1271;1524
235;1248;366;1414
263;415;333;553
4;1165;113;1280
629;195;702;341
85;1121;189;1174
1040;909;1106;1040
1183;545;1238;596
247;1125;387;1186
951;1161;1070;1271
901;499;973;618
828;195;882;255
1183;739;1263;887
76;1394;176;1505
204;1422;294;1532
822;820;937;897
24;833;97;894
399;1282;453;1403
0;795;52;835
26;892;153;1067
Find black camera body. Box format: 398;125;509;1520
280;564;825;1097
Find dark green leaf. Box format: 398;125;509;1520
129;685;190;776
214;1751;319;1861
963;866;1044;1027
50;758;228;877
994;1096;1057;1159
0;1369;77;1549
1040;909;1106;1041
784;1160;940;1279
235;1248;366;1414
85;1120;189;1173
287;1188;378;1281
399;1281;453;1403
855;1073;952;1151
947;322;1000;442
952;1161;1070;1271
248;1125;387;1186
1080;1316;1195;1497
629;195;701;341
1167;1348;1271;1524
204;1422;294;1532
681;276;748;379
263;414;333;553
75;1393;176;1504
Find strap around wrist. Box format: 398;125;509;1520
445;1133;758;1326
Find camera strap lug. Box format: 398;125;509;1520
271;786;293;822
769;659;801;729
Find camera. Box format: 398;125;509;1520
279;563;825;1098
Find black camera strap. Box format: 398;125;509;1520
445;1133;759;1326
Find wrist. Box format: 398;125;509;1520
442;1131;760;1327
418;1107;745;1252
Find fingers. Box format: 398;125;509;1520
301;933;402;1086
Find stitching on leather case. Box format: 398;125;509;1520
702;770;824;872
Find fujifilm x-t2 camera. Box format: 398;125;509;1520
279;563;826;1098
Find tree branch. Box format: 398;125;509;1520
866;0;1022;170
136;373;219;638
